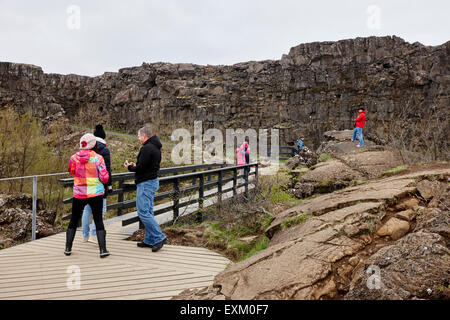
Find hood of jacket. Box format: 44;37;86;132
96;137;106;152
76;150;92;164
146;135;162;150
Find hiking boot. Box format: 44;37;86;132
96;230;110;258
152;238;168;252
64;228;77;256
137;242;153;248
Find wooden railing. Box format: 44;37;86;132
59;163;226;219
120;163;258;228
59;162;258;228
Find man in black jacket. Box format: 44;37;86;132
124;126;168;252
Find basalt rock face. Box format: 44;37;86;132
0;36;449;151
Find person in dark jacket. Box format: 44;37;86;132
124;126;168;252
82;124;112;243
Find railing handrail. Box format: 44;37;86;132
59;162;259;227
58;162;226;186
120;163;258;227
0;172;70;182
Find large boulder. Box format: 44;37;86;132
172;166;450;300
344;231;450;300
0;193;64;248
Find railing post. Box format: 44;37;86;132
173;178;180;223
192;169;196;186
244;165;249;199
255;164;259;188
217;170;223;206
32;176;37;241
233;167;237;196
196;173;204;223
117;180;124;216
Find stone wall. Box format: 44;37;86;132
0;36;448;153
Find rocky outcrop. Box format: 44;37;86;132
1;36;449;156
0;193;64;249
287;130;404;198
172;165;450;300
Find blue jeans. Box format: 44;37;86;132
136;178;166;246
82;198;106;237
352;127;364;146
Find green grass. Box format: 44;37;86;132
238;236;270;261
205;220;272;261
281;214;308;229
318;180;333;186
269;183;302;204
381;165;407;177
319;153;332;162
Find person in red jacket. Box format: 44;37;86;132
352;108;366;147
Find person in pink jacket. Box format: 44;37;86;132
236;142;250;181
65;133;110;258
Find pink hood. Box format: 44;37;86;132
76;150;91;164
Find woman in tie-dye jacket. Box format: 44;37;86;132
64;133;110;258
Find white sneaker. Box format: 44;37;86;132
83;237;89;242
88;235;97;243
356;145;362;148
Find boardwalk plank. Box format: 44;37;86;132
0;230;228;300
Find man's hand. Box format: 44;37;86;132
124;160;135;168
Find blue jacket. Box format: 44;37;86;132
296;138;303;150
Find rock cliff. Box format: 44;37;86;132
0;36;448;155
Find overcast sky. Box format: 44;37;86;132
0;0;448;76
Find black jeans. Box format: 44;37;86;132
243;166;250;181
69;196;105;231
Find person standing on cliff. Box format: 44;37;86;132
124;126;168;252
352;108;366;147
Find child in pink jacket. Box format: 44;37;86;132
65;133;110;258
236;142;250;181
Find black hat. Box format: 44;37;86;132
93;124;106;139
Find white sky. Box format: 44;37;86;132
0;0;448;76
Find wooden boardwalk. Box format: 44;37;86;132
0;166;280;300
0;228;230;300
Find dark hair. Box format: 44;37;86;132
93;124;106;139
